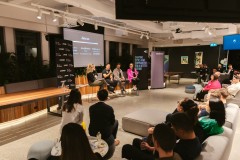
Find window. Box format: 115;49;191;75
0;27;5;54
109;41;119;61
122;43;130;55
15;29;41;63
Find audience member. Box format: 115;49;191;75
171;113;202;160
121;98;204;160
60;89;84;133
122;123;182;160
49;123;103;160
198;89;221;118
88;89;119;159
222;64;234;84
113;63;127;94
196;64;207;83
86;64;110;91
217;64;224;73
226;75;240;98
166;98;205;143
102;63;117;93
203;64;209;81
153;124;182;160
127;63;140;91
199;98;226;139
195;74;221;101
218;88;230;107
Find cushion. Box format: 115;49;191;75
122;109;168;136
185;85;196;93
224;103;239;132
195;136;229;160
27;140;54;160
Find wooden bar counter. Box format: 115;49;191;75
0;88;69;123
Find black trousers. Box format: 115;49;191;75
105;79;118;90
132;78;140;85
122;138;155;160
196;90;209;100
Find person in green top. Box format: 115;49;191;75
199;98;226;138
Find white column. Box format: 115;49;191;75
105;40;109;64
130;44;133;55
4;27;15;52
41;32;49;64
119;42;122;56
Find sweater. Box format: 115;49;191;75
199;116;224;137
203;80;221;91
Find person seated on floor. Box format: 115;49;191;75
195;73;221;101
88;89;120;159
113;63;127;94
171;113;202;160
226;75;240;98
102;63;117;93
127;63;140;91
87;64;111;91
48;123;103;160
199;98;226;139
60;89;84;133
122;123;182;160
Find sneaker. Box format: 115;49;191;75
114;139;120;146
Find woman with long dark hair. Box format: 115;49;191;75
60;89;84;132
60;123;103;160
199;98;226;138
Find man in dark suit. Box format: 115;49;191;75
89;89;120;158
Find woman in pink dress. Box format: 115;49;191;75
196;74;221;101
127;63;140;90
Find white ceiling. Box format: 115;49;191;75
3;0;239;43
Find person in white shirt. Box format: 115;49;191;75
227;75;240;98
60;89;84;133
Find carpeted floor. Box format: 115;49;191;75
0;78;239;160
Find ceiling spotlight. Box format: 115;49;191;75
94;22;98;30
37;8;42;19
140;33;144;39
51;11;57;22
77;19;84;26
146;33;150;40
208;30;213;35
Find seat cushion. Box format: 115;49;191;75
224;103;239;132
27;140;54;160
195;136;229;160
122;109;168;136
185;85;196;93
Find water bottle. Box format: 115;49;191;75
96;132;101;142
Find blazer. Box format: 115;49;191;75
127;68;138;83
